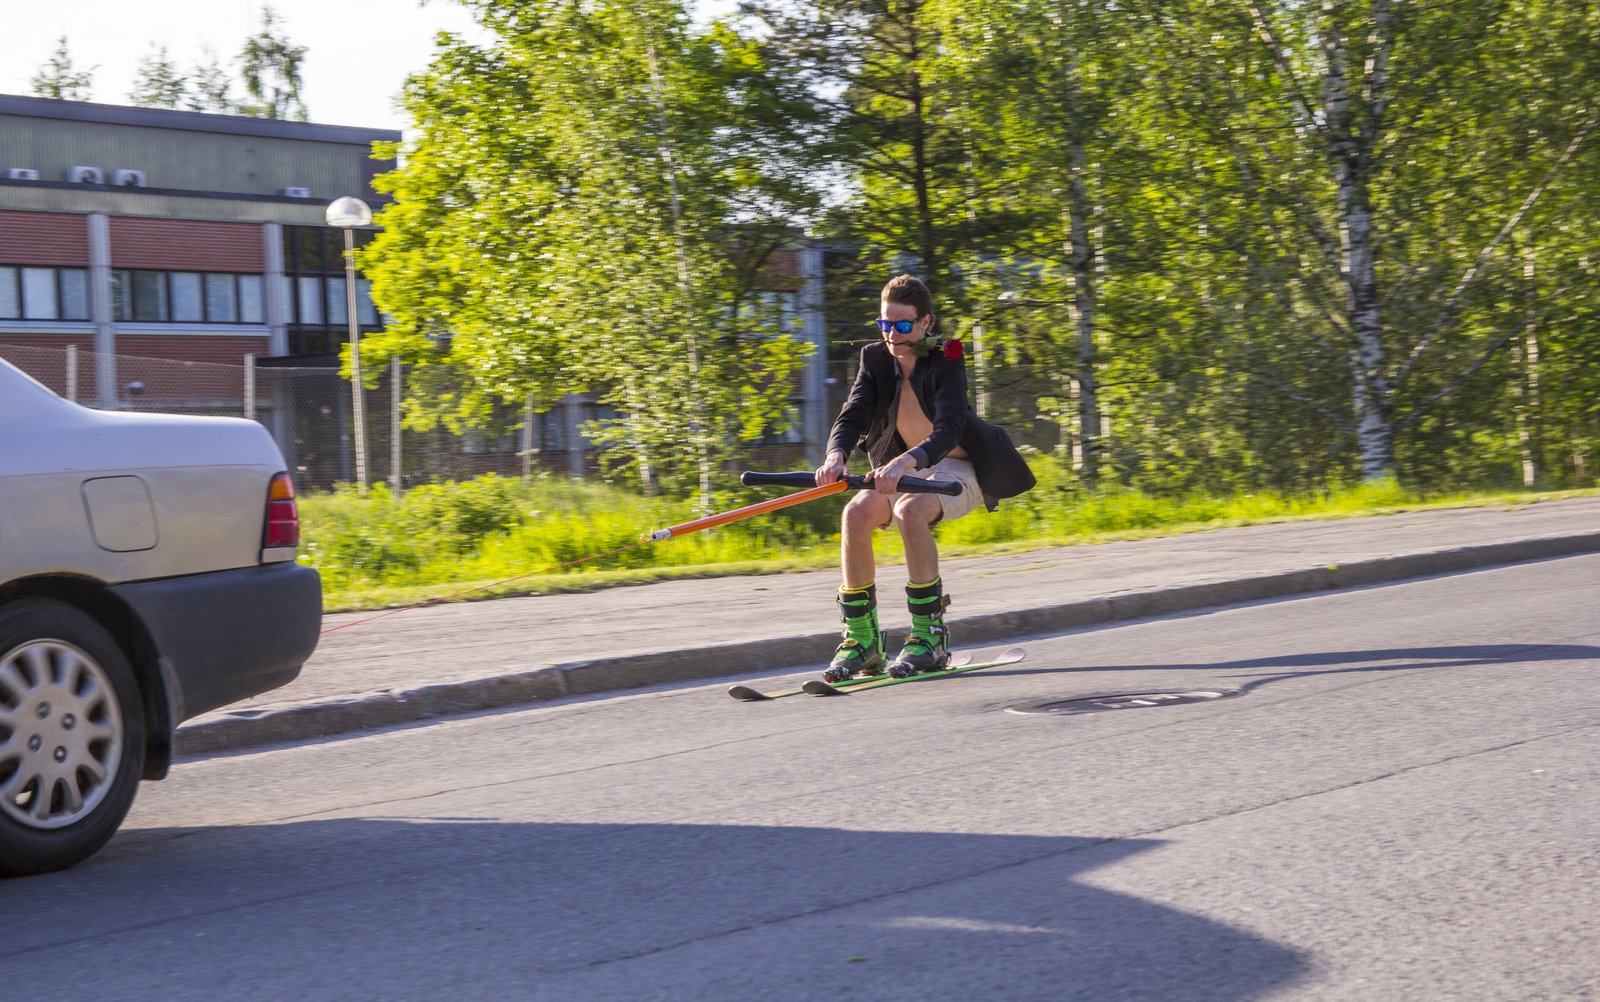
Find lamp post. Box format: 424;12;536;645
326;196;373;488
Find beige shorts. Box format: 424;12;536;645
883;456;983;525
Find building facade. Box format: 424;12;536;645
0;93;393;402
0;94;835;480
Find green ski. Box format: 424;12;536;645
728;652;974;702
800;646;1026;696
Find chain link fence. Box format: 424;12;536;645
0;343;564;491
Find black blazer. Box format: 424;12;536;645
826;342;1036;509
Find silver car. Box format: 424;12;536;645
0;359;321;875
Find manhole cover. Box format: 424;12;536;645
1006;689;1241;716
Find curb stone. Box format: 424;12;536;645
174;530;1600;757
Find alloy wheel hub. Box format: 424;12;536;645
0;641;123;830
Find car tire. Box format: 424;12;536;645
0;598;146;877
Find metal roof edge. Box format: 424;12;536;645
0;94;402;146
0;175;392;209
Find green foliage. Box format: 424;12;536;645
298;472;840;595
351;0;1600;505
361;0;826;507
115;11;304;117
237;5;308;120
128;45;187;109
934;456;1416;547
774;0;1600;494
30;36;94;101
295;462;1580;611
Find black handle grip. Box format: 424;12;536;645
741;470;963;497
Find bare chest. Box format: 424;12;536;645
894;369;934;449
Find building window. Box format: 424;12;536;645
205;273;238;322
170;272;204;322
296;276;323;325
131;271;167;321
0;266;92;321
238;275;264;323
0;268;20;319
21;269;59;320
357;279;379;326
110;270;266;324
325;276;347;324
59;270;89;320
739;290;801;338
283;224;381;355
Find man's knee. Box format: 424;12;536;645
843;493;891;533
892;494;942;527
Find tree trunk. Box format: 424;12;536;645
646;37;712;512
904;9;939;285
1343;183;1396;482
1320;5;1397;481
1517;242;1543;486
1066;161;1101;487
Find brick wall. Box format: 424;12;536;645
0;211;90;266
766;248;802;278
110;218;265;272
116;334;270;367
0;333;95;352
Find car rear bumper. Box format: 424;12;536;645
112;562;322;723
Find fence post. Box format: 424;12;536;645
521;391;536;480
66;345;78;402
244;354;256;420
972;321;989;420
390;356;403;498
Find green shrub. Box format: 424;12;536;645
298;458;1583;608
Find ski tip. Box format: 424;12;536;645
727;685;770;702
802;679;842;696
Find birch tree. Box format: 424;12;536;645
237;5;309;121
1139;0;1600;484
929;0;1140;487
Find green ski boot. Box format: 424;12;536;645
887;579;952;679
822;584;885;683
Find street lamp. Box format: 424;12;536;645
326;196;372;488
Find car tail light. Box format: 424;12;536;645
264;473;300;549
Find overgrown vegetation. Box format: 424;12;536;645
300;458;1596;611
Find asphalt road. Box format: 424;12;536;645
5;554;1599;1001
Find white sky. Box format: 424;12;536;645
0;0;492;133
2;1;741;136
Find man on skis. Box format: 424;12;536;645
814;274;1036;681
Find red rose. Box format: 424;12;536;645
942;338;964;360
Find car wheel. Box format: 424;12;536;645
0;599;145;876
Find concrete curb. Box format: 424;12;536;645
174;530;1600;756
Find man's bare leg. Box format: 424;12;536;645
885;493;950;676
841;491;891;589
894;494;942;584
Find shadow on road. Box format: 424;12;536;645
3;818;1308;1001
983;643;1600;695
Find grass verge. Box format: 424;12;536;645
299;465;1599;613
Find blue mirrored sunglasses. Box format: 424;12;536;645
876;318;917;335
